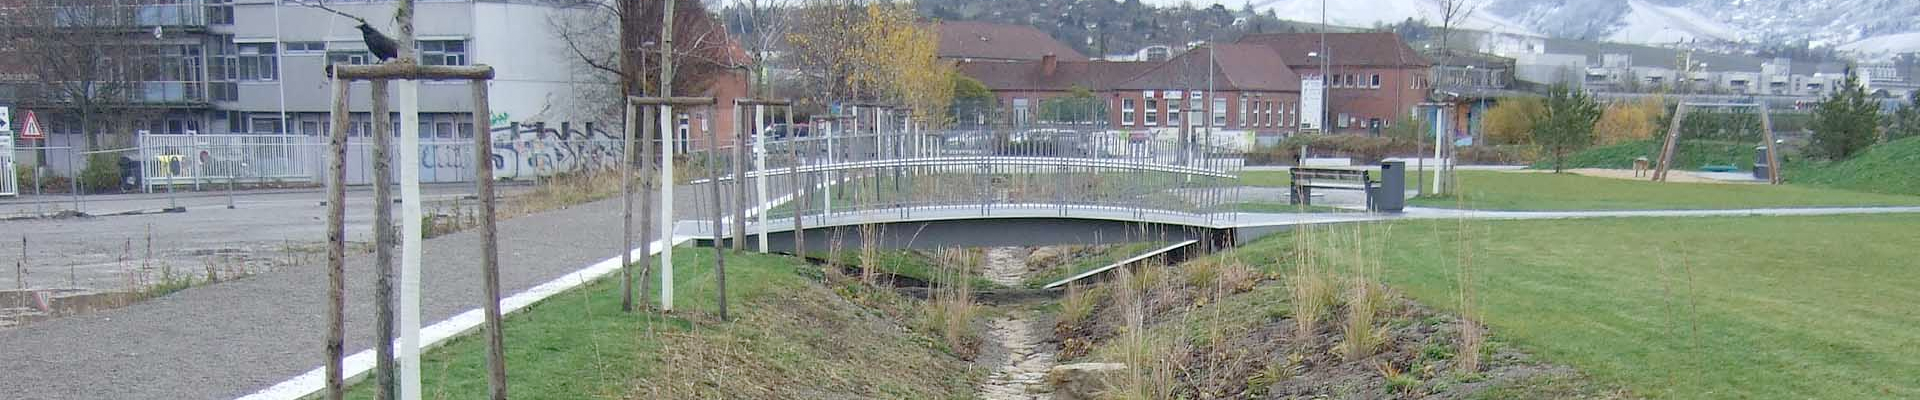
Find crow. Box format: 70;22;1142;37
356;23;399;62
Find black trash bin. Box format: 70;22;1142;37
118;156;141;192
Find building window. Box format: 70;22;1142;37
1121;98;1136;126
1337;113;1351;129
1012;97;1030;124
328;49;371;65
1346;74;1356;87
1144;97;1159;126
1267;102;1277;127
1237;98;1248;128
285;42;326;55
237;43;277;81
1371;74;1381;88
419;40;466;66
207;0;233;24
1212;97;1227;127
1165;91;1182;126
1188;91;1204;126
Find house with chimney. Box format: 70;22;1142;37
951;29;1430;138
1235;32;1433;134
936;21;1089;63
956;44;1304;137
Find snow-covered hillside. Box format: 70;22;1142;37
1152;0;1919;55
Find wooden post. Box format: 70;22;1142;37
638;105;656;308
621;102;636;312
787;106;802;257
708;113;730;322
754;104;768;253
471;80;509;400
732;104;747;251
323;74;350;400
369;78;398;400
1654;104;1689;182
1758;103;1782;185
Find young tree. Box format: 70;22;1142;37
1037;86;1105;124
1889;90;1920;141
1532;84;1600;173
1482;97;1543;145
1808;74;1881;160
951;73;996;122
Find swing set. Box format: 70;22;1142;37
1652;102;1782;184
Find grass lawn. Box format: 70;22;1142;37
1408;170;1920;210
347;247;977;399
1259;215;1920;399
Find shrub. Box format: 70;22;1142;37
1594;97;1664;145
79;154;122;193
1809;74;1881;160
1483;97;1544;145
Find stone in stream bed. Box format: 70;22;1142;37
1046;363;1127;400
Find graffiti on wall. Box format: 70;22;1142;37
484;121;624;180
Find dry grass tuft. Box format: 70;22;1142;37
920;247;981;359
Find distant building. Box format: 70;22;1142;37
935;21;1087;63
1517;38;1845;98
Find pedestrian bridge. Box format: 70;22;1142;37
671;121;1359;250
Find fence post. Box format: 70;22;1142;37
709;107;730;322
471;78;509;400
323;73;351;400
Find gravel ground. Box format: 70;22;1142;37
0;180;757;399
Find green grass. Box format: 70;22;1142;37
1238;170;1294;187
1023;242;1169;288
1316;215;1920;399
346;248;977;399
1534;139;1756;171
1409;170;1920;210
1790;136;1920;196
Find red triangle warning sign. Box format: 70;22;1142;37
20;111;43;140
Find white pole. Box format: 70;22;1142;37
754;104;768;253
1432;105;1445;195
397;80;423;400
657;105;674;311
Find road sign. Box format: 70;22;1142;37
0;106;10;131
19;110;43;139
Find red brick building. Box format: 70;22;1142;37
1236;32;1432;134
955;44;1304;136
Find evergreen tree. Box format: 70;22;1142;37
1532;84;1602;173
1809;74;1882;160
1890;90;1920;141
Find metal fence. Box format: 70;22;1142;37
126;129;624;191
695;105;1247;231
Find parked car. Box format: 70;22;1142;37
759;123;811;141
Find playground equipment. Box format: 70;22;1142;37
1654;102;1781;184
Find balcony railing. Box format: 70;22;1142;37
7;2;209;29
7;81;209;106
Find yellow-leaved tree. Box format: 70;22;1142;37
1483;97;1544;145
845;4;952;127
1593;96;1666;145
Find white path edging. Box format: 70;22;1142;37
242;182;809;400
236;237;692;400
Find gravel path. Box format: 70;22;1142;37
0;180;761;399
979;247;1056;400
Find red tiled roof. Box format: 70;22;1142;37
937;21;1088;62
1236;32;1430;68
956;59;1156;91
1111;44;1300;92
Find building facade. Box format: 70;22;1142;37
1235;32;1432;134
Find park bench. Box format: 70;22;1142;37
1289;167;1376;207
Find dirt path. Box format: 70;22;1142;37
979;247;1056;399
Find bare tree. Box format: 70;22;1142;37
728;0;796;97
1435;0;1477;56
0;0;165;151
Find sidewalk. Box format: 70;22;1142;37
0;185;714;399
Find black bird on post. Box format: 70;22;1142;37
357;23;400;62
